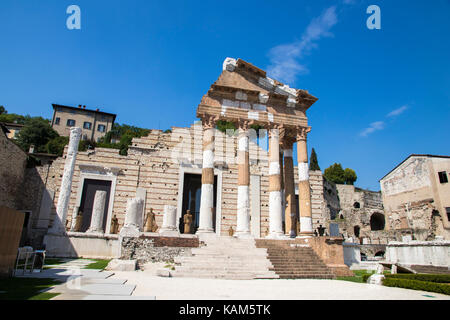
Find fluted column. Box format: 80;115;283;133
297;127;313;236
49;127;81;234
283;139;297;237
267;127;284;238
235;120;251;238
197;115;217;234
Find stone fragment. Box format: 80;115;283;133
105;259;137;271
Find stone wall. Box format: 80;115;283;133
333;185;388;242
0;130;27;210
380;155;450;240
121;236;196;267
386;240;450;267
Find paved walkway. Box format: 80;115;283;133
16;259;154;300
110;270;450;300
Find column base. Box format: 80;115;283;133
288;230;297;238
159;229;180;237
296;232;314;239
266;232;289;239
234;231;253;239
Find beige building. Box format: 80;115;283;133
1;122;24;139
51;104;116;142
380;154;450;240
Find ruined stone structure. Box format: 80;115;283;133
0;124;28;211
380;154;450;240
27;58;356;278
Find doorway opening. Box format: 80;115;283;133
180;173;217;234
79;179;111;232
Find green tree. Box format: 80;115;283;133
0;112;28;124
16;117;58;153
215;120;237;134
97;123;150;155
0;106;6;115
45;136;69;156
324;163;358;185
309;148;320;171
323;163;346;184
344;168;357;185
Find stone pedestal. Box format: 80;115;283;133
87;190;107;233
120;198;144;237
159;205;179;236
48;127;81;234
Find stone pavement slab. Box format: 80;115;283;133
82;295;156;300
47;283;136;296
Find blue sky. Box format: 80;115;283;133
1;0;449;190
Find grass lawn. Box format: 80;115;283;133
84;259;111;270
336;269;391;283
0;277;61;300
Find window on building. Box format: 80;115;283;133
83;122;92;130
55;117;60;125
438;171;448;183
446;208;450;222
353;202;360;209
66;119;76;126
97;124;106;132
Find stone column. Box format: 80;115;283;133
87;190;107;233
283;139;297;237
235;120;251;238
49;127;81;234
159;205;178;235
197;115;216;234
297;127;313;236
267;127;284;238
120;197;144;237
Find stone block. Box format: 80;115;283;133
156;269;171;277
367;274;385;285
105;259;137;271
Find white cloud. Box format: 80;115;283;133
386;105;408;117
267;6;338;84
360;121;385;137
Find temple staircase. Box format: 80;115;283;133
255;239;336;279
171;236;279;280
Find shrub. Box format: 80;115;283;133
383;278;450;295
385;274;450;283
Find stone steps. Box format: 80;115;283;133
255;239;336;279
168;236;278;280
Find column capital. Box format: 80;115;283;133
281;136;296;150
238;119;250;131
201;114;219;129
296;126;311;141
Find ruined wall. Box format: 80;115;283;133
333;184;388;242
120;236;197;267
0;131;27;210
380;156;450;240
42;123;274;237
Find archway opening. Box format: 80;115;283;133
354;225;360;237
375;251;385;258
370;212;385;231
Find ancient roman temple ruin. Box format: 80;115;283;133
32;58;356;278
